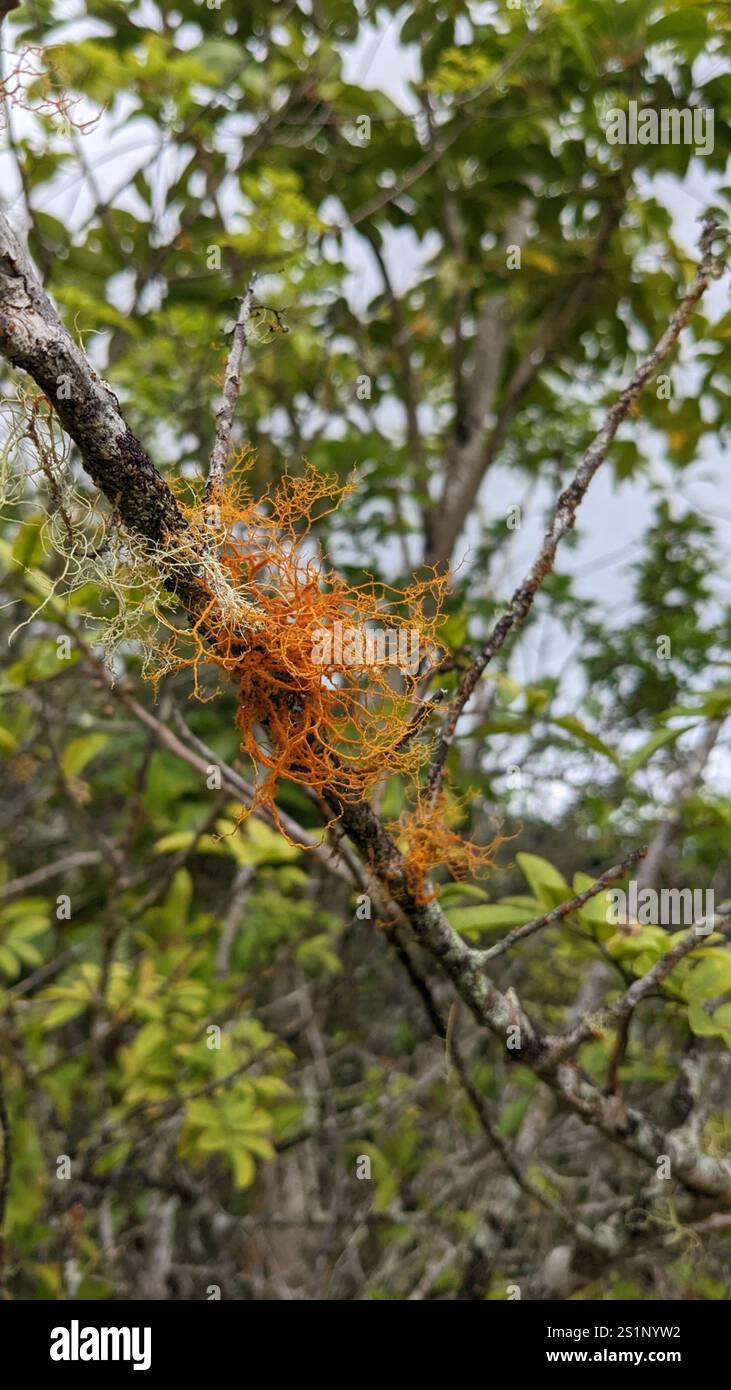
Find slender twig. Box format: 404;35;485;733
347;31;539;227
424;221;727;805
393;686;448;752
0;850;101;903
5;946;83;997
478;846;647;964
638;716;725;890
548;904;731;1065
607;1011;632;1095
391;943;571;1220
204;282;257;505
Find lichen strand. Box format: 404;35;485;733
394;792;508;906
0;389;188;664
152;458;449;831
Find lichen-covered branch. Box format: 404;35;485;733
0;211;183;544
2;204;730;1210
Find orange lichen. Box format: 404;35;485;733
151;457;448;834
395;792;507;906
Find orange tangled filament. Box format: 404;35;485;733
153;458;448;832
396;793;507;906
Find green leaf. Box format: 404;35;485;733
558;13;595;73
195;38;246;82
551;715;621;767
61;732;109;779
4;639;78;688
497;1094;530;1138
446;902;539;935
679;952;731;1003
215;816;300;865
649;11;709;45
515;853;569;908
608;926;669;967
11;515;45;570
687;1002;731;1046
0;945;19;977
0;722;18;754
154;830;225;856
437;883;491;909
295;934;342;976
625;726;691;776
572;872;612;929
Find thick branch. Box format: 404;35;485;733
400;892;731;1197
323;782;731;1197
0;211;183;544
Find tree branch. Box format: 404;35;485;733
3;196;730;1210
549;906;731;1066
205;282;256;505
424;223;727;804
425;194;624;568
0;850;102;904
478;846;646;965
638;716;725;890
0;211;184;545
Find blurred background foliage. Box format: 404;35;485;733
1;0;731;1299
